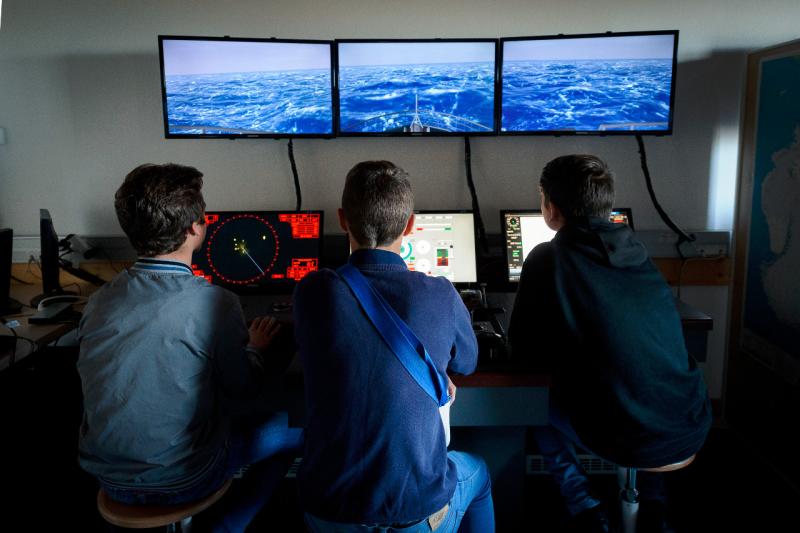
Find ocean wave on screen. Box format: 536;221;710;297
339;62;495;133
501;59;673;132
166;69;333;135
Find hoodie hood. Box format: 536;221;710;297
556;217;649;269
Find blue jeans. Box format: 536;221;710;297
532;404;665;516
104;412;304;532
304;450;495;533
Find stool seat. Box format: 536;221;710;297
640;454;695;473
97;478;232;529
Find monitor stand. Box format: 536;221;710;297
29;289;77;309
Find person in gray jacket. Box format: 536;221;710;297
77;163;302;532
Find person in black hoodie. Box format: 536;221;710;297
508;155;711;533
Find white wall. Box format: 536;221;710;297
2;0;799;397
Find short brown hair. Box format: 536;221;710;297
540;155;615;219
341;161;414;248
114;163;205;257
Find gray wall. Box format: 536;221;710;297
2;0;799;397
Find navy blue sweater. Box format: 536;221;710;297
293;249;478;524
509;218;711;468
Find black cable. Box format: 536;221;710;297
635;134;695;250
288;139;302;211
2;323;38;367
464;137;488;254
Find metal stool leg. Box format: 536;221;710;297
619;467;639;533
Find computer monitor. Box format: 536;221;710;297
400;211;477;283
609;207;634;230
502;210;556;282
1;228;23;315
191;211;323;291
500;30;678;135
503;208;636;282
29;209;73;307
159;36;335;138
336;39;497;135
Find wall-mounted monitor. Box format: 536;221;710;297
159;36;335;138
336;39;497;136
192;211;323;292
400;211;477;283
500;30;678;135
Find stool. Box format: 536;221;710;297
97;478;233;531
618;455;695;533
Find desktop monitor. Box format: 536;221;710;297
502;210;557;282
1;228;23;315
40;209;62;296
609;207;634;230
29;209;72;307
159;36;335;138
400;211;477;283
191;211;323;291
500;30;678;135
503;208;637;282
336;39;497;135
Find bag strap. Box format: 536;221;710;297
337;263;449;407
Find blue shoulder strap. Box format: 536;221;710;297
337;263;450;407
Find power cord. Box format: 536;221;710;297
464;136;488;254
288;139;302;211
635;134;695;259
2;322;38;368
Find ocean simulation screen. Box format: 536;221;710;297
160;38;333;136
501;33;677;133
337;41;496;134
400;212;477;283
192;211;322;289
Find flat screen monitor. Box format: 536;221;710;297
0;228;22;315
502;210;557;282
39;209;62;296
159;36;335;138
500;31;678;135
192;211;323;291
400;211;477;283
609;207;634;230
336;39;497;135
503;208;638;282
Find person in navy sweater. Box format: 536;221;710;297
509;155;711;533
294;161;495;532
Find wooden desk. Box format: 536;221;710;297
0;264;112;371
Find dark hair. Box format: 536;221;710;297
539;155;615;219
114;163;205;257
341;161;414;248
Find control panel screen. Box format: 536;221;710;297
400;212;477;283
503;211;556;282
192;211;322;290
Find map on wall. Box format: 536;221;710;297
743;54;800;363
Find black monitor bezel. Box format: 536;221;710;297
406;209;479;285
610;207;635;230
194;209;325;294
39;209;62;295
334;38;500;137
158;35;337;140
498;29;679;136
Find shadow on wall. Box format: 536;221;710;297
671;50;747;230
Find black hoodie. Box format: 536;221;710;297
509;217;711;468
